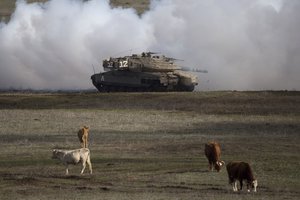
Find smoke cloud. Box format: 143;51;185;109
0;0;299;90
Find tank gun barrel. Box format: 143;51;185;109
166;57;184;62
146;51;160;54
181;67;208;73
194;69;208;73
141;51;160;57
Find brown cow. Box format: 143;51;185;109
77;126;89;148
204;142;225;172
226;161;258;192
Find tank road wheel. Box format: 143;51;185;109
123;87;132;92
95;86;101;92
115;86;122;92
108;86;115;92
101;85;110;92
95;85;104;92
185;86;195;92
123;87;130;92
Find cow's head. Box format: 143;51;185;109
247;179;258;192
52;149;63;159
52;149;58;159
215;161;225;172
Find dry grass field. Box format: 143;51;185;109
1;2;299;199
0;91;299;199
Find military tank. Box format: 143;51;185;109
91;52;198;92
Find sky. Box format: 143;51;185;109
0;0;299;91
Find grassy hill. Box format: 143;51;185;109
0;0;149;22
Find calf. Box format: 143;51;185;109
204;142;225;172
226;161;258;192
52;148;92;175
78;126;89;148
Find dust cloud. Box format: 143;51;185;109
0;0;299;90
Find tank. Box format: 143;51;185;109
91;52;198;92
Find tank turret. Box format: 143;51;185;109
91;52;199;92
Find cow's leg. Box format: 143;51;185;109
81;159;87;174
247;183;251;192
81;163;86;174
82;135;87;148
78;133;84;148
253;180;258;192
65;165;69;175
239;180;243;191
82;136;86;148
209;161;213;171
232;180;238;192
87;156;93;174
80;139;84;148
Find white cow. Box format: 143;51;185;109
52;148;92;175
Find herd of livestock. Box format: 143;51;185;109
204;142;258;192
52;126;258;193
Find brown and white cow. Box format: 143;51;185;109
226;161;258;192
204;142;225;172
52;148;92;175
78;126;89;148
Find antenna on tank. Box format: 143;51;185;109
92;64;96;74
112;47;145;57
112;49;133;57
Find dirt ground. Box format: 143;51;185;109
0;91;299;199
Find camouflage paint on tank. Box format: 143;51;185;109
91;52;198;92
